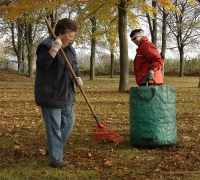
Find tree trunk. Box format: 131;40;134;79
25;21;34;77
160;8;168;78
10;20;23;73
89;17;97;80
118;0;129;92
110;52;114;78
28;52;34;77
46;10;58;31
179;45;184;77
146;1;157;46
21;41;26;74
160;8;167;60
152;1;157;46
146;14;153;39
17;19;24;73
90;38;96;80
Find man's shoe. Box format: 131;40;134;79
50;161;68;169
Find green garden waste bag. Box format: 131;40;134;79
130;85;177;147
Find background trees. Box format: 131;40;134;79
167;0;200;77
0;0;199;90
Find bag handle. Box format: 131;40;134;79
137;88;156;102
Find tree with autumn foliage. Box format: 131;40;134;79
0;0;197;90
0;1;47;77
0;0;81;77
75;0;137;90
75;1;121;80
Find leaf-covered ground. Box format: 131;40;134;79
0;69;200;180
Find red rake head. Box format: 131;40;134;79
90;123;123;143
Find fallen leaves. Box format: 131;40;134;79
0;69;200;179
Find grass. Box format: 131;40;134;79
0;69;200;180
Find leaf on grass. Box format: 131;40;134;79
104;160;113;166
88;152;92;158
39;148;46;155
69;142;73;145
182;135;191;141
14;145;20;149
94;167;102;173
14;139;21;145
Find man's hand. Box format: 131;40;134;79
51;37;62;52
147;69;154;81
75;77;83;87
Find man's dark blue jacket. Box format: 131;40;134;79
34;37;81;108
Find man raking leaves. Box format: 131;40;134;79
34;18;122;169
34;18;83;169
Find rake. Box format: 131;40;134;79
45;19;123;143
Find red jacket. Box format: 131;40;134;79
134;36;164;85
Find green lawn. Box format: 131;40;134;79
0;69;200;180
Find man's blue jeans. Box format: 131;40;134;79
41;104;75;163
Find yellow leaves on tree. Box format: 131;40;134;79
1;0;191;21
0;0;90;20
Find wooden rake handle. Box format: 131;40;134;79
45;19;96;117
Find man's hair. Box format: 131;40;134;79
55;18;78;36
